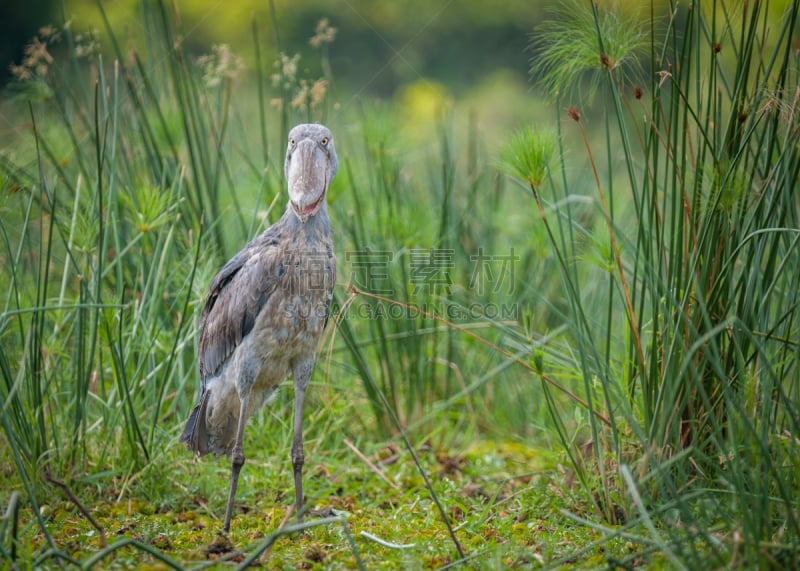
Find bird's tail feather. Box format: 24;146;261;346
180;390;212;455
180;388;236;456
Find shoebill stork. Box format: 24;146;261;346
180;123;337;533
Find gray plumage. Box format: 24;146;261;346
180;123;337;533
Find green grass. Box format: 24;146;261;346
5;427;646;569
523;0;800;568
2;0;800;568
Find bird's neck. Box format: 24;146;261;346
281;201;332;235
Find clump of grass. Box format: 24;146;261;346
530;0;648;102
497;126;558;190
516;0;800;568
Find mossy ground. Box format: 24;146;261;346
2;426;664;569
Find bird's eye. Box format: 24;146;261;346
289;138;296;147
321;137;328;146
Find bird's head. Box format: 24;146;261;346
285;123;338;224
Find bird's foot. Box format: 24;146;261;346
307;506;336;518
203;532;236;559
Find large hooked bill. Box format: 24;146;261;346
289;140;329;223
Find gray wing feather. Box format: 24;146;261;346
198;231;282;381
323;255;336;330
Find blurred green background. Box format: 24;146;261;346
2;0;673;98
1;0;57;85
3;0;539;92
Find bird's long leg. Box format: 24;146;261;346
291;360;313;523
223;393;249;534
292;383;307;523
